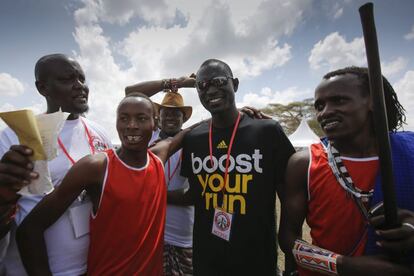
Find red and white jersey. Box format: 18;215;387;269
300;142;378;276
88;149;166;276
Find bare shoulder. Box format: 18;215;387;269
75;151;106;166
288;150;310;170
71;152;107;181
286;150;310;189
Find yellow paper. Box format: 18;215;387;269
0;110;46;160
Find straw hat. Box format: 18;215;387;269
154;92;192;122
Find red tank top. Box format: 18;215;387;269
300;143;378;276
87;149;166;276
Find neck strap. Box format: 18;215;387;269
58;118;96;165
326;141;373;220
208;112;241;207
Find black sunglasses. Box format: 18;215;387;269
196;77;233;91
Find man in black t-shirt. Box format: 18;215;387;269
170;59;295;275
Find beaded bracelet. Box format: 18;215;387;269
162;79;170;90
162;78;178;92
170;78;178;92
293;239;339;275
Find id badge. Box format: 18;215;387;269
211;208;233;241
69;201;92;239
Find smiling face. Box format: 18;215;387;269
116;97;155;151
196;61;238;115
159;107;184;136
314;74;373;141
37;56;89;115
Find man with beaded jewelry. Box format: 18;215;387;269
279;66;414;276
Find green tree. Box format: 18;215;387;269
261;98;324;137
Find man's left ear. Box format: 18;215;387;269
232;78;239;92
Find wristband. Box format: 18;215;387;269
170;78;178;92
293;239;339;275
162;79;170;90
162;79;178;92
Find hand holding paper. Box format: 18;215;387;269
0;109;69;196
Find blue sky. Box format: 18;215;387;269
1;0;413;142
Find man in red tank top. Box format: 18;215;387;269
279;67;414;276
16;93;197;275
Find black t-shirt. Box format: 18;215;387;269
181;115;295;275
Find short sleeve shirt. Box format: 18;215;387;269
181;115;295;275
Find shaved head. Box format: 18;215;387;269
197;59;234;79
35;54;74;81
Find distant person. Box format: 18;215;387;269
0;54;111;275
152;92;195;276
16;92;198;275
279;66;414;276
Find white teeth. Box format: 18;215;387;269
324;121;339;128
127;135;141;142
210;98;222;103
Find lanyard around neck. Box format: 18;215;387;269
208;112;241;194
58;118;96;165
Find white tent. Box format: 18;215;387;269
288;118;320;148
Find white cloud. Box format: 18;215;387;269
381;57;408;77
74;0;178;26
309;32;365;70
394;70;414;131
333;7;343;19
0;103;16;130
0;73;24;97
0;102;45;115
404;25;414;40
73;23;131;141
120;24;191;80
309;33;408;77
71;0;313;141
236;86;312;109
0;103;16;112
319;1;349;21
119;0;311;79
0;102;46;131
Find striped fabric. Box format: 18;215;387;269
163;244;193;276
